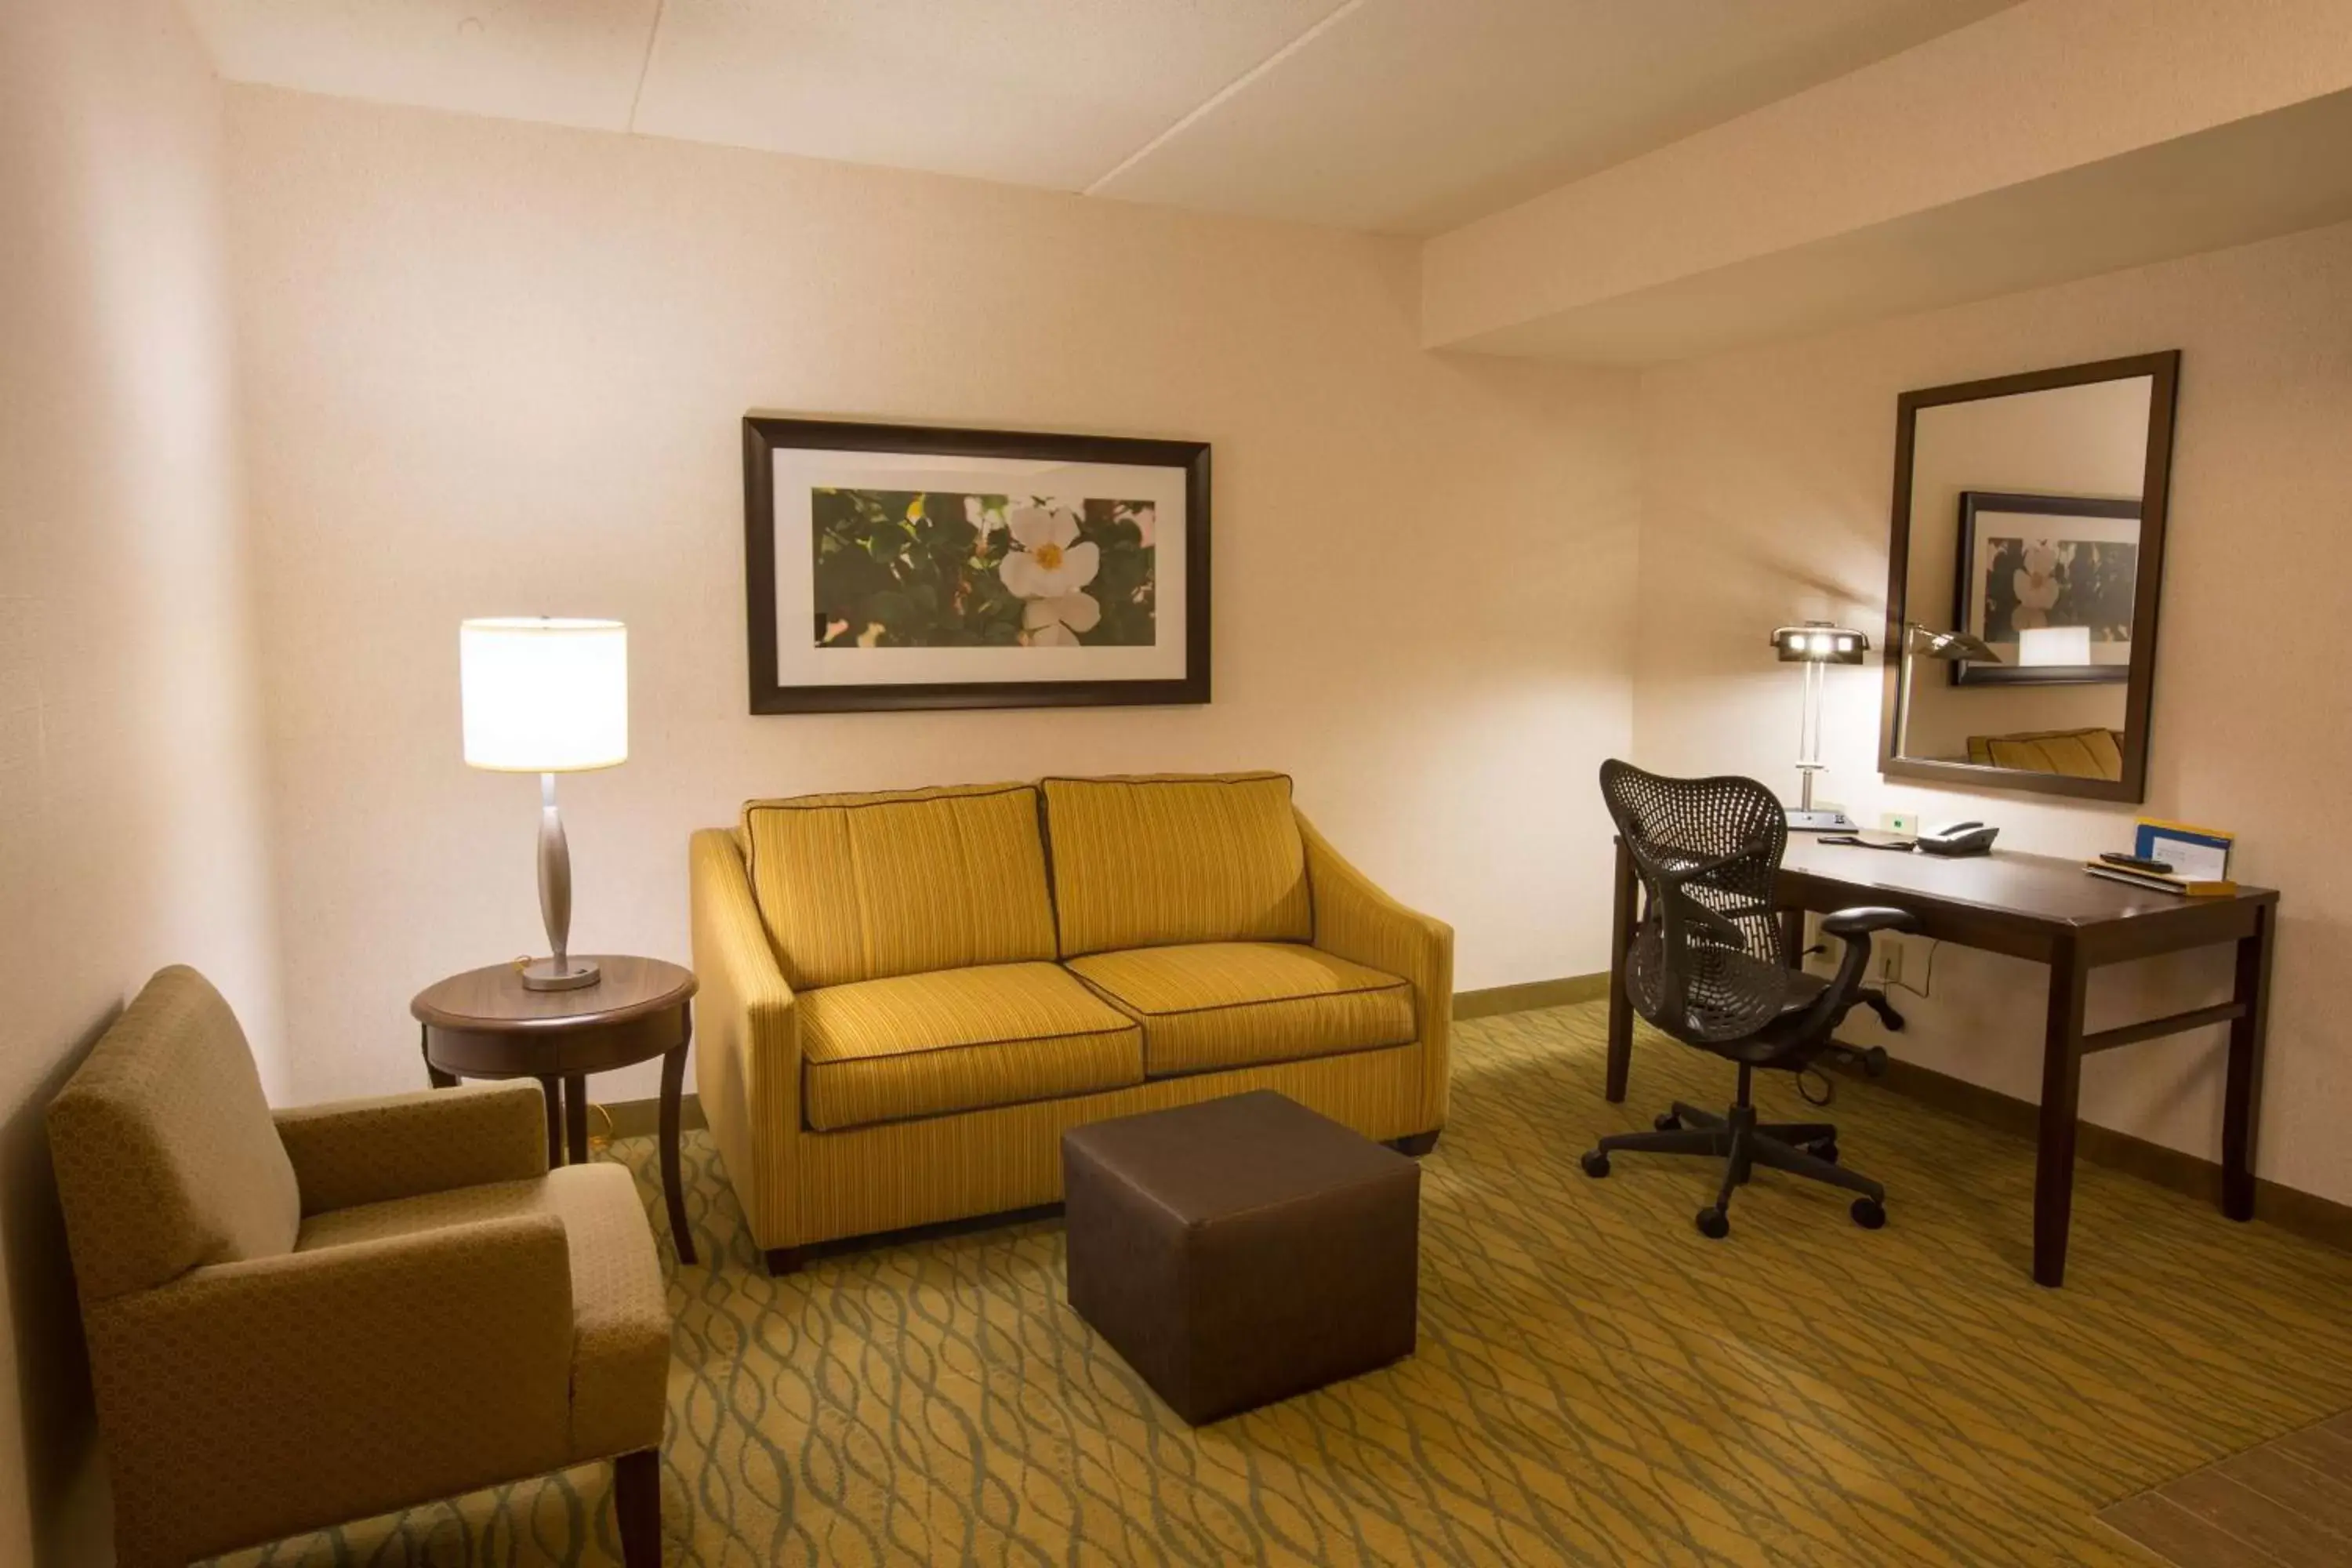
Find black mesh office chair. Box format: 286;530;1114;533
1583;760;1918;1238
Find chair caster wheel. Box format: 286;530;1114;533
1810;1139;1838;1164
1581;1150;1610;1179
1695;1207;1730;1240
1851;1197;1886;1229
1653;1112;1681;1131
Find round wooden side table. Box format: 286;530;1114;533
412;954;699;1265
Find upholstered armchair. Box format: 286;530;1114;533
45;966;671;1568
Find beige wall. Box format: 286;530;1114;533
0;0;284;1561
1634;217;2352;1204
222;87;1644;1106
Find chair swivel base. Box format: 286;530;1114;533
1581;1099;1887;1237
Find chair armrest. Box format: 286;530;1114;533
1819;906;1919;938
274;1081;549;1216
690;828;801;1247
1298;811;1455;1129
85;1213;575;1563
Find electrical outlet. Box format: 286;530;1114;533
1879;810;1918;837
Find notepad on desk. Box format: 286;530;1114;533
2085;817;2238;896
2083;863;2238;898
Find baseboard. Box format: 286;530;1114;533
1831;1050;2352;1254
1452;973;1611;1021
594;1094;708;1141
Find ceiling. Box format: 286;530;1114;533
182;0;2019;235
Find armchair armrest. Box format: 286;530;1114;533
274;1081;549;1216
1298;811;1455;1129
85;1213;575;1564
690;828;801;1247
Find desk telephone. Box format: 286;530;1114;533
1915;820;1999;857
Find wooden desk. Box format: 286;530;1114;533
1603;838;2278;1287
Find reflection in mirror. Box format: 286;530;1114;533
1882;354;2178;802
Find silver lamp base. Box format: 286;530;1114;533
1787;807;1859;833
521;955;601;993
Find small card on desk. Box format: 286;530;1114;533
2134;818;2233;882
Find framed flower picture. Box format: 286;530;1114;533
742;417;1210;713
1952;490;2140;686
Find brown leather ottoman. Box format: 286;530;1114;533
1061;1090;1421;1425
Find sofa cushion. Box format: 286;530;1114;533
742;782;1058;989
1042;772;1312;957
1068;942;1416;1078
296;1165;668;1460
797;963;1144;1131
47;965;302;1301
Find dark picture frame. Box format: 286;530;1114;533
1950;490;2140;687
743;416;1210;713
1878;349;2180;804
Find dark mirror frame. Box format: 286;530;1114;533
1878;350;2180;803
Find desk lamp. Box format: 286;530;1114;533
1770;621;1868;832
1892;623;2001;759
460;617;628;991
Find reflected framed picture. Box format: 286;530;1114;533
1952;491;2140;686
743;417;1210;713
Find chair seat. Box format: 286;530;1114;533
296;1163;668;1457
797;961;1143;1131
1066;942;1415;1077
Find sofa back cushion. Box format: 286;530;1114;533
1043;772;1312;956
742;782;1058;989
46;966;302;1301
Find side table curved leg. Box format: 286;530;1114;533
659;1042;697;1265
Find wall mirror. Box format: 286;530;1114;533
1880;351;2180;802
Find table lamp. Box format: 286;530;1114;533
460;617;628;991
1769;621;1869;832
1891;623;2002;759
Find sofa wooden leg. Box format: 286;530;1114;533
614;1448;660;1567
764;1246;805;1276
1393;1131;1440;1157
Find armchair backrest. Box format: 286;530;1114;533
1598;760;1795;1047
47;966;300;1301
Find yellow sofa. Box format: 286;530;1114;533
690;771;1453;1271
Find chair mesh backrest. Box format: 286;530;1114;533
1599;760;1794;1046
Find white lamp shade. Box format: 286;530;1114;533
2018;624;2092;667
460;618;628;771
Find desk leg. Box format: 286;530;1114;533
564;1073;590;1165
536;1076;564;1168
659;1033;697;1266
2034;938;2089;1287
2223;902;2276;1221
1606;838;1636;1103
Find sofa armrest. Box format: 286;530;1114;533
85;1212;575;1565
274;1081;549;1216
690;828;802;1248
1298;811;1455;1130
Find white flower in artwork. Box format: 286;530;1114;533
964;494;1004;542
1000;504;1100;600
1022;591;1102;647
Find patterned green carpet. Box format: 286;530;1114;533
223;1004;2352;1566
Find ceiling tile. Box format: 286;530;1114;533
630;0;1350;191
1092;0;2020;234
183;0;660;130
